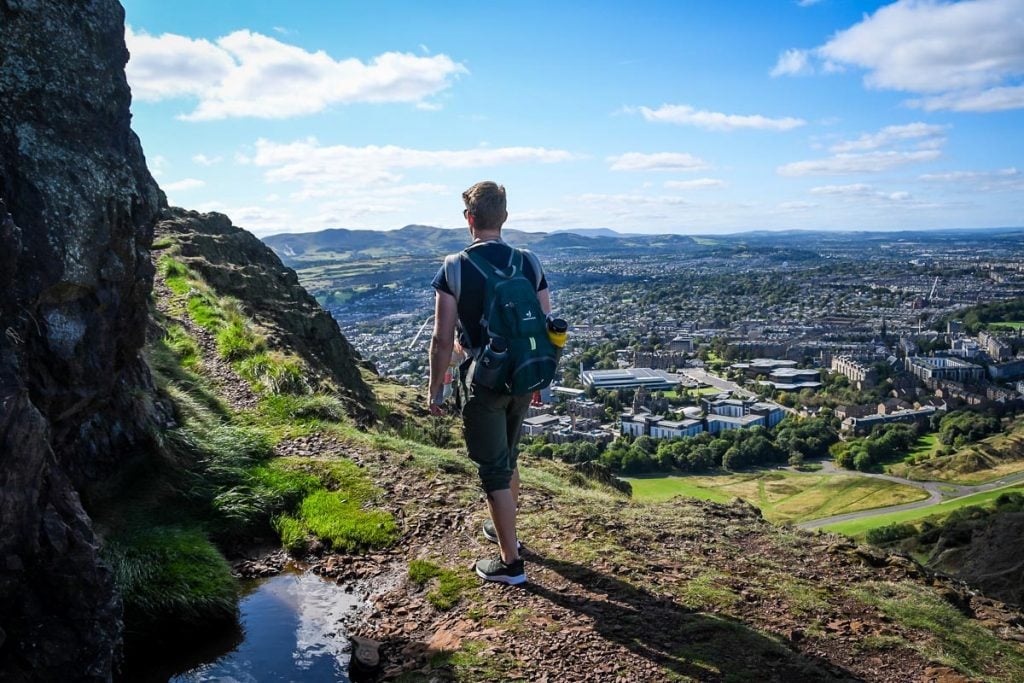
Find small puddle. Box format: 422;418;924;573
170;568;363;682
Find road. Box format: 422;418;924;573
795;462;1024;530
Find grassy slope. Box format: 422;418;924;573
628;471;929;524
889;418;1024;484
822;482;1024;538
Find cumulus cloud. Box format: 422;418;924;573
125;27;467;120
771;0;1024;112
628;104;806;131
162;178;205;191
607;152;709;172
664;178;726;190
248;138;575;198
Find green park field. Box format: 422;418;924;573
627;471;929;525
822;483;1024;538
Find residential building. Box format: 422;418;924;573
581;367;677;391
842;406;941;435
831;355;879;388
905;356;984;384
649;419;703;440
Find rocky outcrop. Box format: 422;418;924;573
155;207;373;409
0;1;161;679
927;511;1024;607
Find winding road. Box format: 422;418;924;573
795;461;1024;530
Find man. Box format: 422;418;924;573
428;181;550;585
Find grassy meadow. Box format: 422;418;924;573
822;483;1024;538
627;471;929;525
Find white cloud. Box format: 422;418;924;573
829;122;946;152
221;205;292;235
248;138;574;198
780;121;946;176
162;178;205;191
125;27;468;120
630;104;806;131
770;49;812;77
149;154;168;177
810;183;912;202
779;149;940;176
773;0;1024;112
607;152;709;172
192;153;223;166
797;0;823;6
920;167;1019;181
776;201;818;211
664;178;726;190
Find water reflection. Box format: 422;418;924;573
174;569;361;683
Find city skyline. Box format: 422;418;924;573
124;0;1024;236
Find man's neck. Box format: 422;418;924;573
471;230;502;243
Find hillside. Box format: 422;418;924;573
131;246;1024;680
262;224;702;268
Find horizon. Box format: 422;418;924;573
125;0;1024;237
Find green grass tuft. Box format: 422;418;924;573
215;319;266;361
273;514;308;554
102;525;238;634
855;581;1024;680
409;559;443;585
187;294;224;330
298;489;398;552
236;351;309;395
165;324;200;368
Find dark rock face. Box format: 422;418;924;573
155;207;373;409
928;512;1024;607
0;1;160;679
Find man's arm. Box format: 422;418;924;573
428;289;458;415
537;287;551;316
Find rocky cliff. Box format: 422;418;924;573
0;1;161;679
155;207;373;409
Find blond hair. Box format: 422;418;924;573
462;181;507;232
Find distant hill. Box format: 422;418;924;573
262;224;702;267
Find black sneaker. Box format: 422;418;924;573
482;519;523;550
475;557;526;585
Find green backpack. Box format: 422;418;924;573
463;248;557;395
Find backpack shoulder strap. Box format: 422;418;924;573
519;248;543;290
444;253;463;302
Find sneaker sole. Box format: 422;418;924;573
475;567;527;585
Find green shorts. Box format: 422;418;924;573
461;382;532;493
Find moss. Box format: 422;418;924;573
409;559;443;585
102;525;238;635
427;640;518;680
151;237;175;250
298;489;398;553
408;559;475;610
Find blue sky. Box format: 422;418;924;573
123;0;1024;235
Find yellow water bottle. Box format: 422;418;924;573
546;316;568;349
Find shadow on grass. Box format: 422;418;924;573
522;549;858;683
